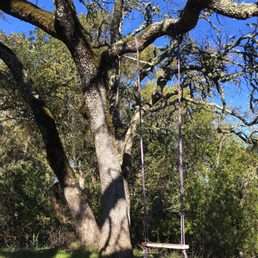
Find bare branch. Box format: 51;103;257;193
110;0;258;56
0;0;57;38
208;0;258;20
218;127;258;145
110;0;204;55
121;110;140;158
184;96;258;126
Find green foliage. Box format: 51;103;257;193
0;121;75;248
130;108;258;258
187;139;258;257
0;28;100;248
0;24;257;258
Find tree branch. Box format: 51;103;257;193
184;96;258;126
122;110;141;157
110;0;204;55
53;0;97;89
110;0;124;44
218;127;258;145
122;95;178;157
208;0;258;19
110;0;258;56
54;0;86;45
0;0;57;38
50;184;72;225
0;40;73;186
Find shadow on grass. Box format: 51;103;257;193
0;248;95;258
0;249;58;258
70;249;97;258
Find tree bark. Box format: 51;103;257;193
52;0;133;255
83;81;132;257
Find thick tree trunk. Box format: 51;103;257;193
52;3;133;251
64;184;100;249
1;16;133;256
98;142;132;257
83;83;132;257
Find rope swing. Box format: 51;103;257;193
134;36;189;258
135;36;148;258
176;40;188;258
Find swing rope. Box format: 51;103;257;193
134;36;188;258
135;37;148;258
177;40;188;258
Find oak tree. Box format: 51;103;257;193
0;1;257;257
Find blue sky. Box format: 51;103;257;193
0;0;257;123
0;0;255;37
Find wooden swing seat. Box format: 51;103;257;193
143;242;189;250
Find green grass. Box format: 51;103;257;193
0;249;99;258
0;249;185;258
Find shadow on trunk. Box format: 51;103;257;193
99;174;125;227
99;172;132;257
